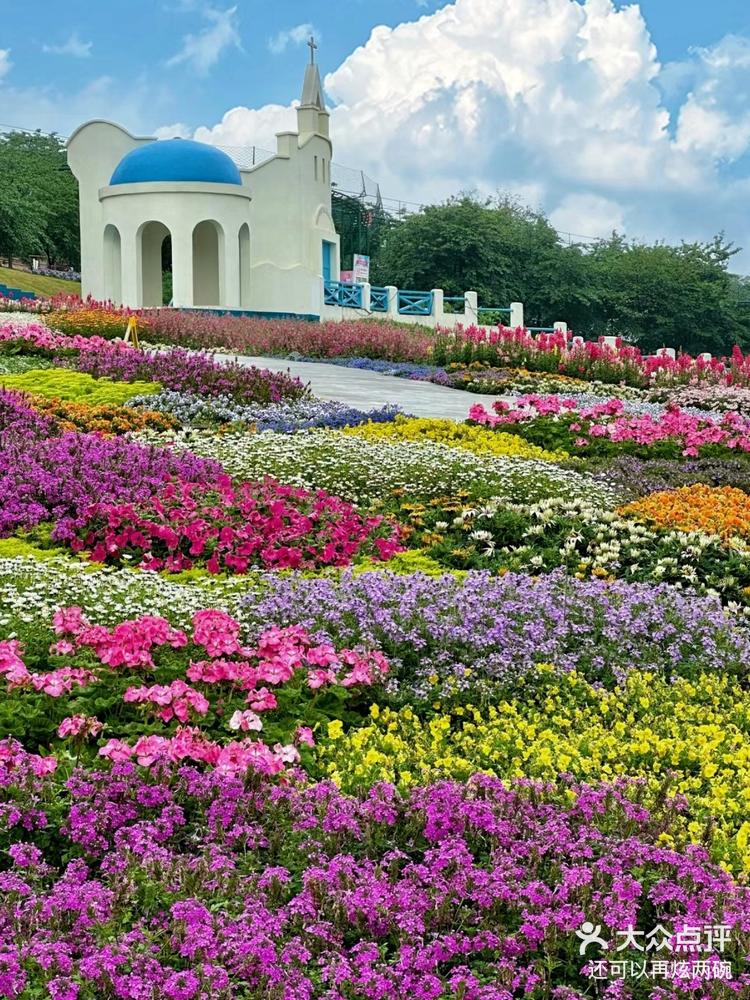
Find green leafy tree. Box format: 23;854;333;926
586;234;748;354
332;189;392;272
370;193;750;353
0;130;80;269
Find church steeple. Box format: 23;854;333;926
297;36;330;140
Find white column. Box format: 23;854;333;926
386;285;399;320
464;290;478;325
699;352;712;361
224;228;241;310
431;288;444;328
361;282;371;312
120;227;139;309
510;301;524;328
171;222;193;309
554;321;568;334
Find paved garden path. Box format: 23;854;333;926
216;354;505;420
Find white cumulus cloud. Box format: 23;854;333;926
188;0;750;264
268;23;319;56
0;49;11;79
43;33;92;58
167;5;241;75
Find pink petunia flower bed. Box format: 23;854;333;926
70;474;402;572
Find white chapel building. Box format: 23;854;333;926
67;56;340;317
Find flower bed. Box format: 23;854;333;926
242;569;750;695
163;428;616;506
317;666;750;870
395;493;750;604
621;484;750;539
0;394;220;538
126;389;401;431
345;413;568;461
71;475;402;572
0;606;387;762
3;754;746;999
0;368;159;405
470;396;750;459
63;343;307;404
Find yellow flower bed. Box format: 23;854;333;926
344;415;567;461
317;667;750;872
620;484;750;539
46;308;145;339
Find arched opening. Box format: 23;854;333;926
238;223;251;308
102;224;122;304
193;220;223;306
139;221;171;307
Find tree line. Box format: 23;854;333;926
0;130;79;270
369;195;750;356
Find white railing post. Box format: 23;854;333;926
699;352;712;361
510;301;524;329
464;290;478;326
431;288;444;328
385;285;399;320
553;321;568;334
361;282;371;312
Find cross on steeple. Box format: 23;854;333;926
307;35;318;64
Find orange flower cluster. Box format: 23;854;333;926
28;395;177;437
620;484;750;539
47;308;150;341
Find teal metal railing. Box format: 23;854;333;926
370;286;389;312
324;280;363;309
397;289;434;316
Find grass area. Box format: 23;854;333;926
0;265;81;299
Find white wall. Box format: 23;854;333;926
240;127;339;316
68;109;339;316
97;183;251;308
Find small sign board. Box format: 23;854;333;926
339;270;354;283
352;254;370;283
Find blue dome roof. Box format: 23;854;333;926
110;139;242;186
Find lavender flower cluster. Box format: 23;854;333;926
2;750;748;1000
592;455;750;499
289;353;441;379
242;569;750;698
125;389;402;432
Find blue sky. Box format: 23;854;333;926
4;0;750;265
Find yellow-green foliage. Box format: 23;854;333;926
0;537;68;561
317;667;750;873
353;550;459;576
344;414;567;462
0;369;159;405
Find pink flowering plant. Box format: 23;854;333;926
0;607;389;773
70;473;403;572
469;395;750;460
